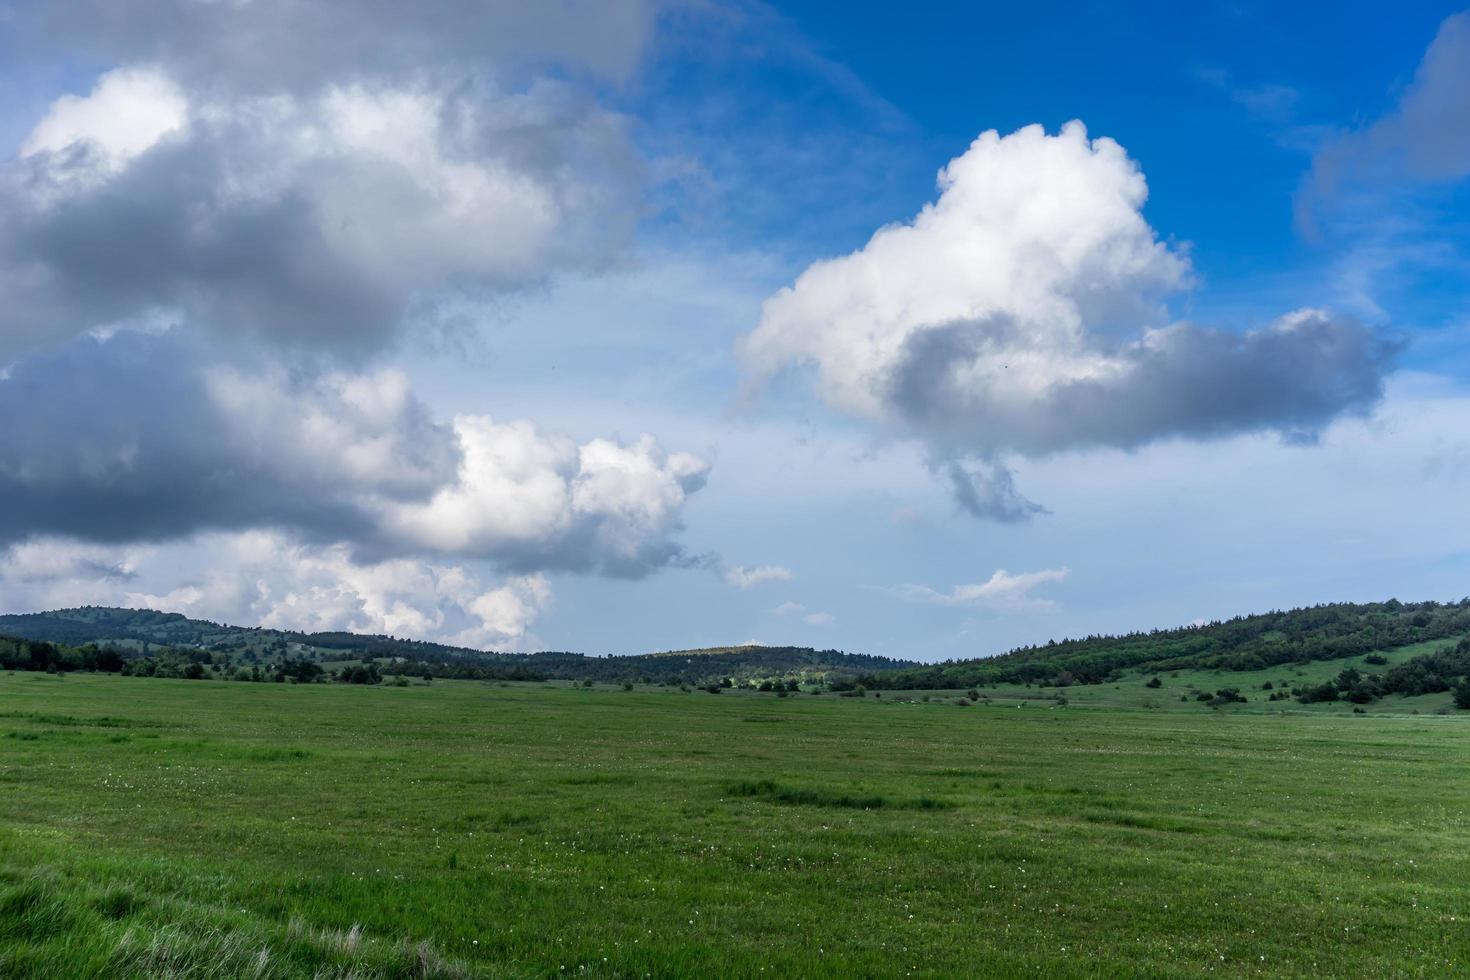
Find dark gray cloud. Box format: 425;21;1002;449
937;458;1049;524
888;310;1398;457
0;333;457;548
23;1;658;94
0;333;710;578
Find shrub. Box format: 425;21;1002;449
1145;676;1162;688
1454;679;1470;710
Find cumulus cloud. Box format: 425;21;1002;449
20;67;188;168
890;568;1070;612
0;1;711;641
0;333;709;578
724;564;794;588
742;122;1396;516
1;67;639;360
379;418;710;576
1301;11;1470;224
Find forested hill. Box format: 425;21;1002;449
7;600;1470;691
0;607;914;684
869;599;1470;690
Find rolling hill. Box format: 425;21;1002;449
0;606;916;685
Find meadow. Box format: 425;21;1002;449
3;669;1469;977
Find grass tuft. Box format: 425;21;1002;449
726;779;952;811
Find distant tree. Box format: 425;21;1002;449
1297;682;1340;704
1454;680;1470;710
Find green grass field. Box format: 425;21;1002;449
4;667;1470;977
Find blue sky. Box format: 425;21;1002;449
1;1;1468;660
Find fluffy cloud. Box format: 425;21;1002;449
1;67;639;361
890;568;1070;612
379;418;710;576
0;333;708;578
743;122;1395;517
724;564;794;589
20;67;188;168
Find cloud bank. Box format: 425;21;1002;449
0;334;709;579
1;532;552;651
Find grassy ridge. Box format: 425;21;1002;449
3;669;1470;976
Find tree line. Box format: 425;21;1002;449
866;599;1470;690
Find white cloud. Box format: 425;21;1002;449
772;600;805;616
743;121;1190;422
381;420;709;575
802;611;834;626
890;568;1070;612
21;66;188;170
742;122;1393;518
724;564;794;589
